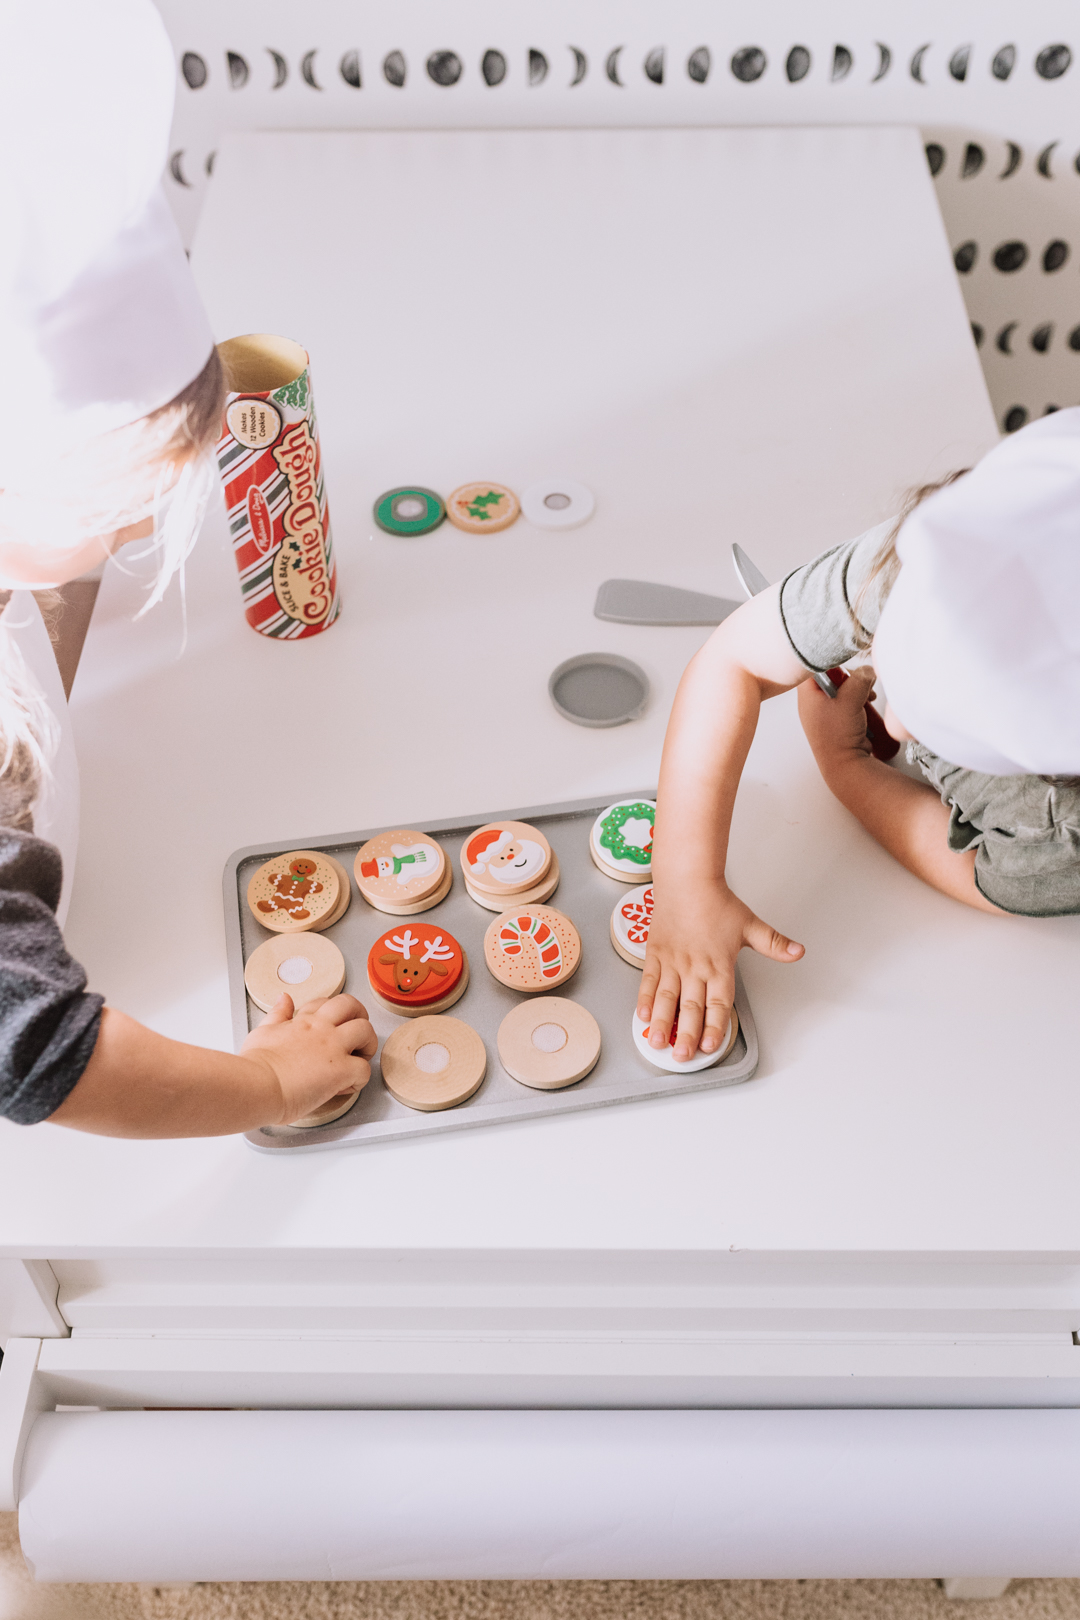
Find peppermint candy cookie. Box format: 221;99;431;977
484;905;581;992
590;799;656;881
355;830;447;912
367;922;469;1017
461;821;553;900
247;850;340;932
446;482;520;534
610;884;652;966
632;1007;739;1073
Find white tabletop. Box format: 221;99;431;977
6;125;1056;1260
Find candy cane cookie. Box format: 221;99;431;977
461;821;553;900
484;905;581;992
367;923;469;1017
610;884;652;966
381;1016;487;1112
497;997;601;1090
246;850;340;932
632;1007;739;1074
244;932;346;1014
355;830;448;913
590;799;656;882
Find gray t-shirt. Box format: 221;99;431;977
0;828;103;1123
780;525;1080;918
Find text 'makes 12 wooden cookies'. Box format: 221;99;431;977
460;820;559;910
246;849;351;933
354;830;450;914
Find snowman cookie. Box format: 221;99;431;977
610;884;653;966
632;1007;739;1073
367;922;469;1017
247;850;340;933
484;905;581;992
355;831;448;913
590;799;656;881
461;821;553;900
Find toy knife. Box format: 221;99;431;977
731;544;900;762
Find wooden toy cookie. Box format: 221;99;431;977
461;821;552;899
373;486;445;537
632;1007;739;1073
465;850;560;911
308;854;352;931
246;850;340;932
367;922;469;1017
484;905;581;992
590;799;656;881
355;831;446;912
446;482;520;534
244;933;346;1014
497;997;601;1090
381;1015;487;1112
610;884;652;966
290;1086;366;1130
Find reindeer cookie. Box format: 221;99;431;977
461;821;553;900
367;922;469;1017
610;884;653;966
484;905;581;992
246;850;340;933
590;799;656;882
355;830;448;913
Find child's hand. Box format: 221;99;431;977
638;882;804;1061
240;992;378;1125
797;665;875;777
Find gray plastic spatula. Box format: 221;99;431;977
593;578;739;627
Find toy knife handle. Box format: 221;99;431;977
824;667;901;763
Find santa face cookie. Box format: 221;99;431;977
484;905;581;992
632;1007;738;1073
611;884;653;965
355;830;445;908
591;800;656;880
462;821;552;898
247;850;340;933
368;923;467;1013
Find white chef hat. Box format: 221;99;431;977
873;407;1080;776
0;0;214;482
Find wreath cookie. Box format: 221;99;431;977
590;800;656;881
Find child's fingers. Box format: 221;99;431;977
309;993;371;1027
647;968;683;1049
742;912;804;963
671;977;706;1060
332;1016;379;1060
262;993;295;1024
637;955;662;1022
700;983;734;1054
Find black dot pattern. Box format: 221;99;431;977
426;51;462;87
730;47;766;83
786;46;811;84
993;240;1028;272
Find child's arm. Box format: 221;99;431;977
797;669;1003;913
640;585;810;1061
47;992;378;1138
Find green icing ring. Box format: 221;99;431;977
374;487;446;536
599;801;655;865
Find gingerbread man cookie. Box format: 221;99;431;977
367;922;469;1016
247;850;340;932
484;905;581;992
610;884;653;966
355;830;448;913
590;799;656;882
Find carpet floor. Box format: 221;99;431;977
5;1519;1080;1620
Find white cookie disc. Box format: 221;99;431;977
632;1007;738;1073
521;479;595;531
590;799;656;881
611;884;653;963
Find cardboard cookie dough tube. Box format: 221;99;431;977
215;334;341;639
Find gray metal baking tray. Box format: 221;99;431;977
224;794;758;1153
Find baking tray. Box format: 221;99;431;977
224;794;758;1153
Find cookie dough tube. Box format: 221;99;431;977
215;334;341;640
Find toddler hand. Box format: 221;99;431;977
797;665;876;773
241;992;378;1125
638;882;803;1061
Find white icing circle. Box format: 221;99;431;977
531;1022;568;1053
277;956;315;985
414;1042;451;1074
396;496;424;518
611;884;653;960
632;1009;728;1074
521;479;595;531
590;800;656;876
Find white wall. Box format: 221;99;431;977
156;0;1080;435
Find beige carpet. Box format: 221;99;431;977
4;1518;1080;1620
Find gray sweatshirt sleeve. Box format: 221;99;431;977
0;828;103;1124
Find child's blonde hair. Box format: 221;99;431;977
0;348;226;833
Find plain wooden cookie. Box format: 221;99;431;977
461;821;552;898
289;1085;367;1130
484;905;581;992
381;1015;487;1111
497;997;601;1090
247;850;340;932
244;933;346;1013
355;830;445;909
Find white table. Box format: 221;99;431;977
8;128;1077;1421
